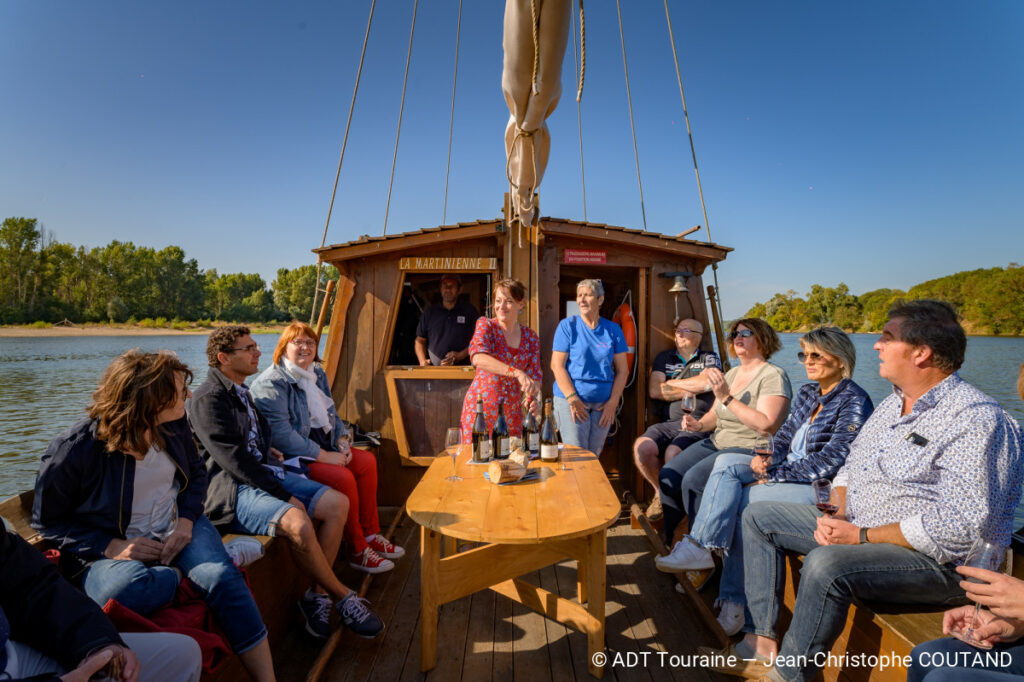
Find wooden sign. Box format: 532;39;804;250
563;249;606;265
398;257;497;271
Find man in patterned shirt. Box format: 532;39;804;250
711;300;1024;682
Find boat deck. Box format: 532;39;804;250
276;514;729;682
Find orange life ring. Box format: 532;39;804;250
612;301;638;387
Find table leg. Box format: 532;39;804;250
585;530;607;679
577;558;588;604
420;526;441;671
442;535;457;557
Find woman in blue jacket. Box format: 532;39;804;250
655;326;873;636
32;350;276;682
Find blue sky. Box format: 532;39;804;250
2;1;1021;318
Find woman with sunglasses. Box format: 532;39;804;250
251;322;404;575
656;326;872;635
655;318;791;577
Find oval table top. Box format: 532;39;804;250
406;445;621;545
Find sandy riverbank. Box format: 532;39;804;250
0;324;291;338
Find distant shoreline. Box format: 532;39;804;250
0;323;293;338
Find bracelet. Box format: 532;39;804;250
723;395;734;406
506;365;516;377
566;391;579;401
859;527;869;544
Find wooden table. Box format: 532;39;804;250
406;445;621;678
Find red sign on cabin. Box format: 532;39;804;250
563;249;606;265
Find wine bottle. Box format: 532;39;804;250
492;399;510;459
522;403;540;457
540;399;558;462
471;397;491;462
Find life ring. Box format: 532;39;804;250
612;293;638;388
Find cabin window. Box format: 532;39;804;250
387;272;491;366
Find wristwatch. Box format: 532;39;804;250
722;395;734;407
859;527;869;544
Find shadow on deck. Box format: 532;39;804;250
277;516;730;682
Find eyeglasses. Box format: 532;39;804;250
227;344;260;354
289;339;317;350
797;351;828;364
729;329;754;340
675;328;702;336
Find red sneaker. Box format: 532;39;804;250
349;547;394;574
366;534;405;560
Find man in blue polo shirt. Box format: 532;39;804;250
632;317;720;520
414;274;480;366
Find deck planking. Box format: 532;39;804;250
278;516;730;682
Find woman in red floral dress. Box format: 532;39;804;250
459;278;542;442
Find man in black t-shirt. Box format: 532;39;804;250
632;318;720;520
414;274;480;366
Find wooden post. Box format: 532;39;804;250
707;284;731;372
314;279;336;340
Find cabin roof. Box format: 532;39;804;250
314;217;733;263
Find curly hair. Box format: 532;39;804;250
272;321;321;366
728;317;782;359
206;325;251;367
88;349;193;454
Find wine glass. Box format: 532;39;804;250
150;488;178;542
680;394;696;416
443;427;462;482
751;434;774;483
950;539;1009;649
811;479;840;516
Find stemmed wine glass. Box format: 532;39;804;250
680;394;696;417
950;539;1009;649
150;488;178;542
443;428;462;482
811;479;840;516
752;434;774;483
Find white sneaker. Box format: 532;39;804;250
223;536;264;567
655;537;714;572
716;600;745;636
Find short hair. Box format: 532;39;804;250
801;326;856;379
493;277;527;303
206;325;251;367
576;278;605;299
88;349;193;454
728;317;781;359
887;299;965;372
273;321;322;366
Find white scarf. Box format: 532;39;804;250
283;359;333;432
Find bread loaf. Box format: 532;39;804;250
488;458;527;484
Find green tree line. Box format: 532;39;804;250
0;217;338;324
745;265;1024;335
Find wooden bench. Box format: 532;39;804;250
780;546;1024;682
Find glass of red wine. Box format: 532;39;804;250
950;539;1009;649
680;394;696;417
752;434;773;483
811;478;840;516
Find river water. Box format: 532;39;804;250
2;332;1023;518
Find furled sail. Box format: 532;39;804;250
502;0;571;227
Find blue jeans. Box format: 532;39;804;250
909;637;1024;681
742;501;966;682
553;395;611;454
82;515;268;654
228;473;328;536
689;451;813;607
658;438;739;543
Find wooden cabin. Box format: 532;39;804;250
314;208;732;506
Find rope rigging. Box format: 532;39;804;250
570;0;587;220
442;0;463;225
310;0;376;325
614;0;647;230
382;0;419;236
662;0;726;327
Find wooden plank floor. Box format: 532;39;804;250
276;515;730;682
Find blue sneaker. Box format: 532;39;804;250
298;591;332;639
335;593;384;639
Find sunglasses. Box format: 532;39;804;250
798;351;829;364
729;329;754;340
